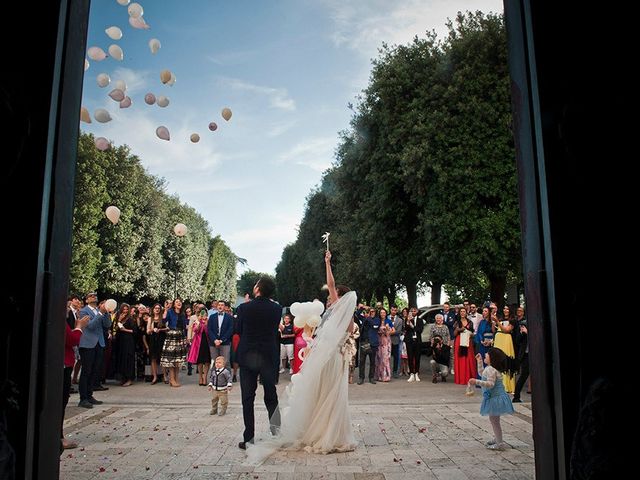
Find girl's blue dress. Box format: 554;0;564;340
479;366;515;416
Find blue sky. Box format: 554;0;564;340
81;0;503;282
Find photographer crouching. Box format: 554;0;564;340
430;335;451;383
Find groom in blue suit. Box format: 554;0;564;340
208;300;234;367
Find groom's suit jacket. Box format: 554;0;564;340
235;296;282;369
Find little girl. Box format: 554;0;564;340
469;347;514;450
400;337;409;376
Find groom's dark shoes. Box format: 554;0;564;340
238;439;254;450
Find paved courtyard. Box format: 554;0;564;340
60;372;534;480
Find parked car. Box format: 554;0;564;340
417;304;444;353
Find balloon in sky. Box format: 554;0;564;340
87;46;107;61
127;2;143;18
117;0;130;5
108;44;124;61
144;93;156;105
105;26;123;40
95;137;111;151
208;122;218;131
156;95;169;107
94;109;112;123
109;89;125;102
84;59;89;71
190;133;200;143
221;107;232;121
80;107;91;123
174;223;188;237
104;299;118;313
105;205;121;224
156;126;170;141
148;38;161;54
119;96;132;108
129;16;150;30
97;73;110;87
160;69;172;84
114;79;127;91
167;72;176;86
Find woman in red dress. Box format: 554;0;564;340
453;307;477;385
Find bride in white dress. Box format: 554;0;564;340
247;250;357;461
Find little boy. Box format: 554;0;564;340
208;356;233;415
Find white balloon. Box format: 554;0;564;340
156;126;170;141
105;205;121;224
108;44;124;61
127;2;143;18
148;38;161;54
156;95;169;107
128;16;150;29
174;223;188;237
105;299;118;313
87;46;107;61
114;79;127;91
307;315;322;328
290;302;302;317
293;316;306;328
84;58;89;71
94;109;112;123
311;299;325;316
190;133;200;143
96;73;110;87
117;0;130;5
144;93;156;105
119;96;132;108
95;137;110;151
105;26;123;40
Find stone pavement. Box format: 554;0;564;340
60;372;534;479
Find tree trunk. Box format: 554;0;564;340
387;285;397;306
488;273;507;306
431;282;442;305
405;283;418;308
375;288;385;306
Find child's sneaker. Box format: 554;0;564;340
485;438;497;446
486;442;507;451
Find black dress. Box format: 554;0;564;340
116;317;136;382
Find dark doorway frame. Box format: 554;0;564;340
1;1;630;478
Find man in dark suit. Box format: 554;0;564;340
235;277;281;450
208;300;234;367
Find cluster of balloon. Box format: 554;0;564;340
290;300;325;362
105;299;118;313
127;2;150;30
105;205;121;225
156;126;170;141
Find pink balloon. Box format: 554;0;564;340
119;96;132;108
156;126;170;141
144;93;156;105
109;89;125;102
208;122;218;131
129;16;150;30
95;137;110;151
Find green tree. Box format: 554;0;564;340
203;236;238;302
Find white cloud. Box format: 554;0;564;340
110;68;151;96
225;214;300;274
323;0;503;57
278;137;335;172
218;77;296;111
266;120;298;138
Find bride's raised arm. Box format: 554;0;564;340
325;250;338;305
